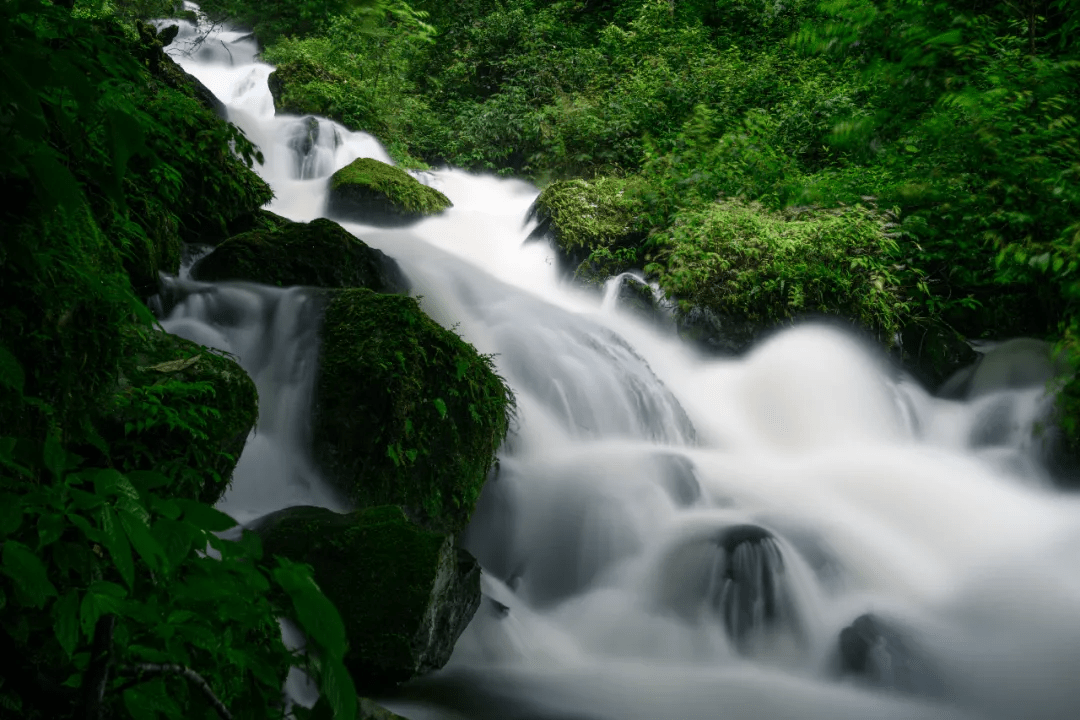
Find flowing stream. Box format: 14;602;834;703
156;9;1080;720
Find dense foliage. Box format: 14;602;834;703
0;1;357;718
227;0;1079;441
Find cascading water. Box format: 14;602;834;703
156;7;1080;720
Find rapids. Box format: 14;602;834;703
156;7;1080;720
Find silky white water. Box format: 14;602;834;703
157;9;1080;720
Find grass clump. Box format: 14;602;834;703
648;199;911;341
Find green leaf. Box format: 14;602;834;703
0;345;24;394
0;496;23;536
321;656;358;720
151;518;194;569
53;590;80;657
433;397;448;419
67;513;103;543
80;582;126;639
43;432;65;481
101;505;134;589
174;499;237;532
2;540;57;607
92;469;141;503
273;559;347;658
37;512;65;549
120;509;167;574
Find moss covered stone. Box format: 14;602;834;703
192;216;408;292
257;505;481;693
102;327;258;504
314;289;513;533
527;176;646;280
327;158;452;227
650;199;909;354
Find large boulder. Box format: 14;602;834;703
192;216;408;292
327;158;452;227
526;176;646;283
257;505;481;693
102;328;258;504
313;289;513;533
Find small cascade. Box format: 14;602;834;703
158;276;348;524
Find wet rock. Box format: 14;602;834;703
838;613;945;697
674;304;764;356
313;290;513;533
897;320;978;393
611;274;674;328
709;525;793;649
289;116;321;160
327;158;452;227
192;216;408;293
257;505;481;694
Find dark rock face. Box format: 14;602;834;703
708;525;793;650
192;216;408;293
674;305;765;356
838;613;945;697
327;158;452;227
257;505;482;694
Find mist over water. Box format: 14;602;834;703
158;8;1080;719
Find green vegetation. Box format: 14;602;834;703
222;0;1079;437
105;328;259;505
327;157;452;225
0;2;357;718
314;290;514;533
192;216;408;292
258;505;480;693
650;200;909;339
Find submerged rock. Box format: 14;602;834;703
103;328;258;504
257;505;481;693
313;289;513;533
709;525;794;650
192;216;408;292
327;158;452;227
838;613;945;697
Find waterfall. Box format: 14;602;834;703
156;7;1080;720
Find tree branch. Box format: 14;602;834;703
83;614;115;720
116;663;233;720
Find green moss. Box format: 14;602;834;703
102;327;258;504
314;290;513;533
531;176;645;254
649;199;910;342
258;505;480;692
192;217;407;292
328;158;452;225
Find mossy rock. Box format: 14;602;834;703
327;158;452;227
101;327;258;504
257;505;481;693
313;289;513;533
526;176;646;280
192;216;408;292
652;199;908;355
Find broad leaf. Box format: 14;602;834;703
53;590;80;657
100;505;134;589
2;539;57;607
